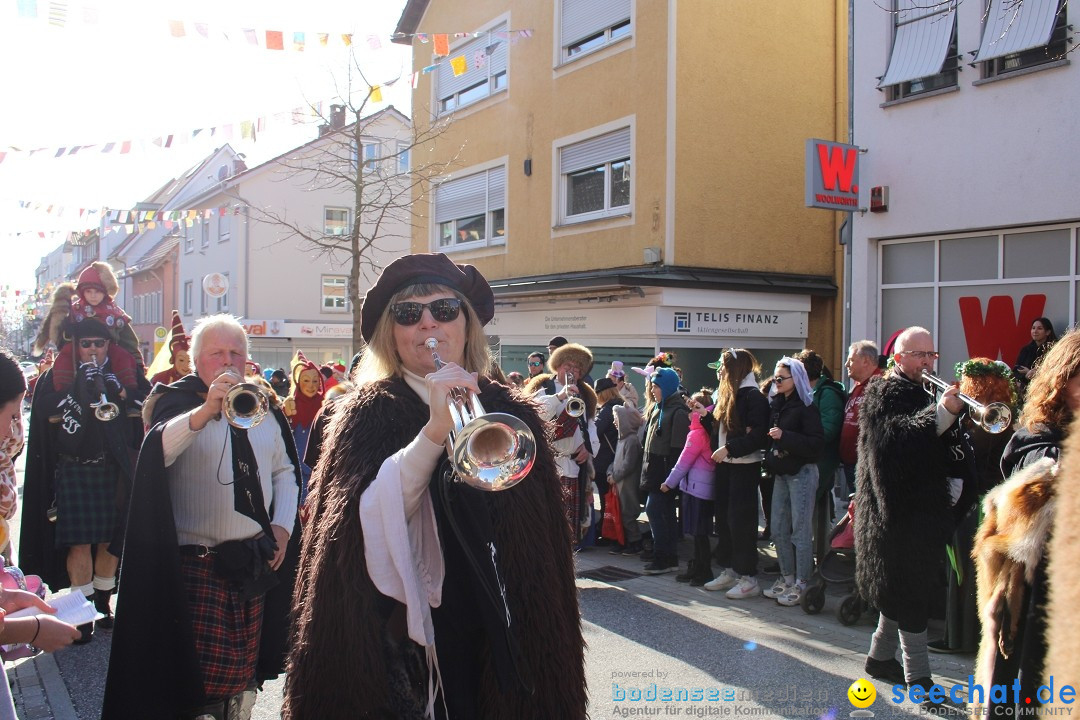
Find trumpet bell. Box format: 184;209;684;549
972;402;1013;434
223;383;269;429
94;400;120;422
452;412;536;491
565;397;586;418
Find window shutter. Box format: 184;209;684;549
435;172;489;222
562;0;631;47
878;2;955;87
437;24;506;100
560;127;632;175
976;0;1060;62
487;168;506;210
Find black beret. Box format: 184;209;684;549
594;377;617;394
69;317;110;340
361;253;495;342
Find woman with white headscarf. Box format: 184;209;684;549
762;357;824;607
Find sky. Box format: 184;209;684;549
0;0;413;295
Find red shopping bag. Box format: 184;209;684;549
601;486;625;545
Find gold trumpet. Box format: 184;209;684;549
563;371;586;418
222;372;269;429
922;371;1013;434
426;338;535;491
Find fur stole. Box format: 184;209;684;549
32;282;75;353
973;456;1055;700
1046;418;1080;707
522;372;597;418
283;376;586;719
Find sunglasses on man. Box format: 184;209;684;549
389;298;462;326
79;339;107;349
528;361;543;367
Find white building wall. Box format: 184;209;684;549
850;1;1079;345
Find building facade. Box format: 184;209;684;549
851;0;1077;374
397;0;847;391
178;108;413;371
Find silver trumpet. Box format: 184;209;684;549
82;357;119;422
563;371;586;418
923;371;1013;434
222;373;269;429
426;338;536;491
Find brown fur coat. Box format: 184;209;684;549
972;455;1055;710
522;372;597;418
282;376;587;719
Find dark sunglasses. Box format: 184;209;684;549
528;361;543;367
773;375;792;384
79;339;107;349
390;298;462;326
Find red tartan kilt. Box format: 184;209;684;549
178;554;265;700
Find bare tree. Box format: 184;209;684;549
233;60;462;354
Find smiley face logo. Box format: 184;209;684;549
848;678;876;708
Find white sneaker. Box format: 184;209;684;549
725;577;759;599
762;579;790;599
703;569;738;592
777;583;806;607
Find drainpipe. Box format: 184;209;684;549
843;0;855;382
244;205;251;317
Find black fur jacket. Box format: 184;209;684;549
282;376;587;719
854;372;955;614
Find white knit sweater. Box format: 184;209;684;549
162;409;298;547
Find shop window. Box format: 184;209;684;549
1004;229;1070;278
939;236;998;281
881;241;934;284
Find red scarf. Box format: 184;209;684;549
290;389;324;429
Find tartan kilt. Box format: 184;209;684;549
54;461;118;547
179;554;265;700
559;475;580;539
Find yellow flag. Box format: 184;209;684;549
146;329;173;380
370;85;383;102
450;55;467;77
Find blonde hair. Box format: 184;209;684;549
353;283;492;385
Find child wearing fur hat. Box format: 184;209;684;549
35;262;143;394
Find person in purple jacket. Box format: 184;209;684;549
661;389;717;586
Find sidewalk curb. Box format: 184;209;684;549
11;652;78;720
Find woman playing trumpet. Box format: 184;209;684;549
284;253;586;719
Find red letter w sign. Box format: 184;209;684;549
805;139;860;211
958;294;1045;362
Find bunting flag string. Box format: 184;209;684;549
13;3;535;55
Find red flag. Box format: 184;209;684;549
266;30;284;50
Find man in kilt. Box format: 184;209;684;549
20;317;143;644
103;315;300;720
524;343;598;541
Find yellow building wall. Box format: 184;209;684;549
409;0;848;365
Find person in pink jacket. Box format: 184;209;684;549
661;389;716;585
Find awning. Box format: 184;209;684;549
975;0;1061;62
879;2;956;87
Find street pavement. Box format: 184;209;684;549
7;435;975;718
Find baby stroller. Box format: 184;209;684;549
800;497;868;625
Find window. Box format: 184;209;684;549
433;166;506;251
200;219;210;248
200;285;207;315
218;214;230;243
362;141;380;175
436;23;508;115
184;225;193;253
558;126;632;224
216;272;230;312
880;0;959;101
325;207;350;237
322;276;348;312
561;0;632;62
183;281;193;314
977;0;1068;78
396;142;411;174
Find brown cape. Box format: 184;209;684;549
283;376;587;719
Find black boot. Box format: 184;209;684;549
94;589;114;630
73;621;94;645
675;559;697;582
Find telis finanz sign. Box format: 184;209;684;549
805;139;861;211
659;308;807;338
